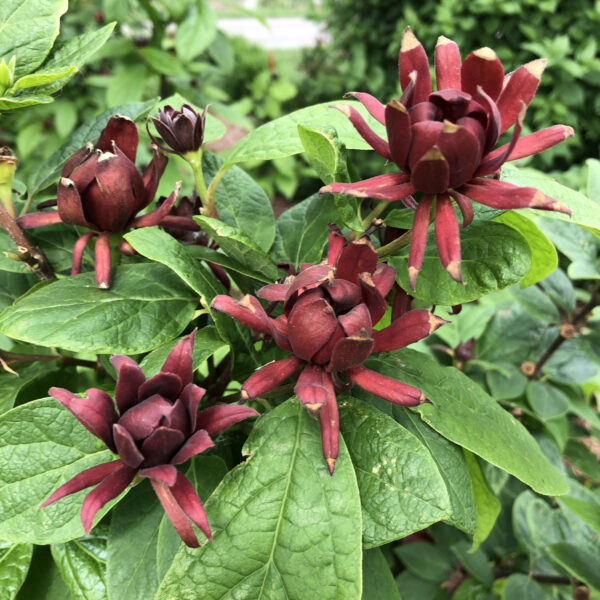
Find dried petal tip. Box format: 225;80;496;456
445;260;463;283
304;403;324;416
408;266;419;291
525;58;547;78
436;35;454;46
240;389;250;402
326;457;336;476
473;47;497;61
563;126;575;139
420;394;433;405
429;314;450;333
401;27;420;51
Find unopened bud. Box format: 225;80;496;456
0;56;15;94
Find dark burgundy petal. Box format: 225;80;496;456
294;365;334;415
96;115;139;163
461;178;570;214
180;383;206;431
172;113;196;153
112;423;144;468
110;144;145;209
461;47;504;101
132;182;180;228
312;322;345;366
391;286;412;321
410;147;450;195
284;265;333;314
321;172;410;197
323;279;362;312
449;190;474;228
407;121;443;170
160;329;196;387
323;180;416;203
56;177;95;228
69;152;100;192
496;59;546;134
149;117;181;153
429;90;472;123
40;460;124;508
17;211;63;229
331;105;392;160
94;232;111;289
346;365;425;406
484;125;574;164
398;27;432;104
257;283;290;302
372;264;396;298
118;394;174;440
409;101;440;125
373;309;448;353
358;273;388;325
399;70;417;108
71;232;96;276
474;86;501;152
151;479;200;547
338;303;373;337
110;355;146;414
319;393;339;475
170;429;214;465
288;294;338;361
195;404;259;436
327;226;346;267
385;101;411;170
328;331;374;372
170;472;212;541
138;372;183;402
49;387;118;451
435;36;461;90
344;91;386;124
141;426;185;467
140;148;169;210
139;464;178;486
80;464;136;533
434;193;462;283
62;143;93;178
408;194;434;291
335;238;379;285
241;357;303;400
163;398;188;433
437;121;483;188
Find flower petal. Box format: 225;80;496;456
49;386;118;451
96;115;139;163
327;225;346;267
385;100;411;169
372;263;396;298
170;429;214;465
343;91;386;124
358;272;387;325
139;464;178;486
408;195;434;291
170;472;212;541
461;47;504;101
71;232;96;276
138;371;182;402
56;177;95;228
449;190;474;228
373;309;447;353
338;303;373;337
180;383;206;431
399;27;432;104
435;36;461;90
241;356;303;400
211;294;271;335
140;147;169;210
110;355;146;414
112;424;144;468
323;279;362;313
336;238;379;286
284;264;334;313
94;231;111;289
195;404;260;436
141;426;185;467
294;365;335;415
118;394;174;440
410;147;450;195
62;143;93;177
132;182;180;228
346;365;425;406
257;283;290;302
17;210;64;229
160;329;196;387
319;393;339;475
328;330;374;373
437;121;483;188
434;193;462;283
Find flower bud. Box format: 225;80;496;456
0;56;15;95
148;104;207;155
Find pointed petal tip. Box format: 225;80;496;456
420;394;434;405
240;389;250;402
408;266;419;291
564;125;575;139
401;26;420;51
326;457;336;476
330;104;351;118
525;58;547;78
319;184;332;194
429;314;450;333
387;99;408;113
473;47;498;61
304;402;324;416
445;260;463;283
436;35;454;46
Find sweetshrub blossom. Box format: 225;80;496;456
147;104;207;155
40;331;258;547
321;28;573;289
18;115;186;288
212;228;446;474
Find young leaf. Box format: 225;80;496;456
546;542;600;590
0;263;198;354
156;398;362;600
0;542;33;600
339;396;451;547
389;221;532;305
175;3;217;63
502;574;551;600
362;548;401;600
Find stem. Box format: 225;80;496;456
0;203;54;280
0;350;99;370
377;229;412;258
185;149;217;218
205;162;234;218
361;200;388;230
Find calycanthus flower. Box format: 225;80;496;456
211;228;446;474
321;27;573;289
40;330;259;547
147;103;207;156
18;115;184;289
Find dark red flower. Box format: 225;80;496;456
40;330;258;547
17;115;184;288
321;28;573;289
211;228;446;474
147;104;207;155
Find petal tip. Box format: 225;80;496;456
304;402;324;416
525;58;547;79
401;26;420;51
429;314;449;333
326;457;336;476
408;266;419;291
446;260;463;283
473;47;497;61
436;35;454;46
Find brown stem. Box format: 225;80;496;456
0;203;54;280
0;350;99;370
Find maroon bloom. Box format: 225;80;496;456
321;28;573;289
147;104;207;155
211;228;446;474
40;330;258;547
17;115;184;288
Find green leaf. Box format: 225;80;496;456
493;212;557;288
156;398;362;600
362;548;401;600
0;398;113;544
175;2;217;62
106;65;147;107
203;152;275;251
464;451;501;551
395;571;449;600
502;574;551;600
0;0;68;78
486;363;528;401
0;263;198;354
15;546;73;600
124;227;259;369
366;350;568;495
0;272;34;310
389;222;532;305
139;326;227;377
27;100;155;197
510;285;560;323
395;542;455;584
546;542;600;591
0;542;33;600
298;124;350;185
501;164;600;237
224;101;386;165
51;530;107;600
271;192;338;268
453;579;493;600
339;397;450;547
0;94;53;111
0;230;29;273
558;495;600;536
450;541;493;586
395;409;476;535
139;47;188;77
195;216;280;280
538;268;576;313
0;362;61;415
526;382;569;421
563;440;600;482
10;66;76;91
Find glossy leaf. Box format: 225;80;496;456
362;548;401;600
0;542;33;600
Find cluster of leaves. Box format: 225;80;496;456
0;3;599;600
302;0;600;171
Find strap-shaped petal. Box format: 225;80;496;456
435;36;461;90
434;193;462;283
338;303;373;337
139;464;178;486
373;309;447;353
56;177;95;228
94;231;111;289
111;355;146;414
344;92;385;124
319;390;339;475
385;100;412;170
346;365;425;406
170;429;214;465
327;330;374;373
336;238;378;285
358;272;387;325
17;210;64;229
170;472;212;542
138;372;182;402
399;27;431;104
461;47;504;101
195;403;260;436
410;147;450;195
408;194;434;291
294;365;334;415
132;182;180;228
160;329;196;387
241;356;303;401
449;190;474;228
180;383;206;431
113;424;144;468
71;232;96;276
141;426;185;467
96;115;139;163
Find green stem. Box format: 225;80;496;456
205;162;234;219
361;200;388;230
377;229;412;257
